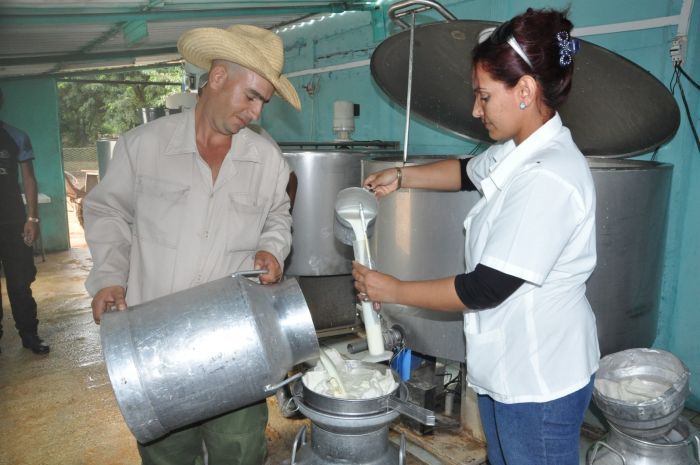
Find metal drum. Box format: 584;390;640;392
283;149;397;334
364;156;672;359
100;274;319;443
587;159;672;355
284;150;369;277
96;138;116;180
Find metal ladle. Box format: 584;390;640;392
334;187;384;356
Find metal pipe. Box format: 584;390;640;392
388;0;457;30
402;12;415;164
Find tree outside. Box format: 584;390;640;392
58;66;183;146
58;66;185;227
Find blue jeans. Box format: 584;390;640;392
478;376;594;465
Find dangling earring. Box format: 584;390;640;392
519;102;527;110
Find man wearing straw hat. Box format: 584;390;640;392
84;24;300;464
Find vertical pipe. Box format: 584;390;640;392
402;12;415;164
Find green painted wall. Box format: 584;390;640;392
0;78;68;252
262;0;700;408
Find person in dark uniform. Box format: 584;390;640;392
0;88;50;355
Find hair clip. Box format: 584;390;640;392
477;26;534;70
478;27;496;44
556;31;580;67
507;36;534;69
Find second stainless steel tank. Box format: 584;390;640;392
364;156;476;362
364;156;672;359
587;158;672;355
284;150;368;277
283;149;398;334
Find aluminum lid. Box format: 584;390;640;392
370;20;680;157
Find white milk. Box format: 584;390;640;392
335;204;384;356
303;348;398;400
318;348;346;397
596;376;673;403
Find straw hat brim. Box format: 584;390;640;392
178;28;301;111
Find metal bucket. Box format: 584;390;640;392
289;361;434;465
297;360;435;424
593;348;690;439
100;273;319;443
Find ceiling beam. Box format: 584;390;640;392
0;47;178;67
0;4;376;25
57;78;180;86
55;62;183;78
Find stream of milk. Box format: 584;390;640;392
318;348;346;397
335;203;384;356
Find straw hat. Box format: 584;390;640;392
177;24;301;111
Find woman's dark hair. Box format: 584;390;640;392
472;8;575;110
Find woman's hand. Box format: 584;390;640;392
363;168;401;198
352;261;401;304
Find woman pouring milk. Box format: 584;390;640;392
352;8;599;465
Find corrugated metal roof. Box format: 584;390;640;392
0;1;377;78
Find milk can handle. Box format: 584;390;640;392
692;429;700;463
290;425;307;465
232;269;269;278
587;440;625;465
263;372;303;395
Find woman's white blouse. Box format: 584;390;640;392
464;113;600;403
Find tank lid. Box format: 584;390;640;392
370;20;680;157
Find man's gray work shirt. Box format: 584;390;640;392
84;110;292;306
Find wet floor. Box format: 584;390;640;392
0;246;140;465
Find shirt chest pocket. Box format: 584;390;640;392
226;194;270;254
134;176;190;248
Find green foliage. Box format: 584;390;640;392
58;67;183;146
